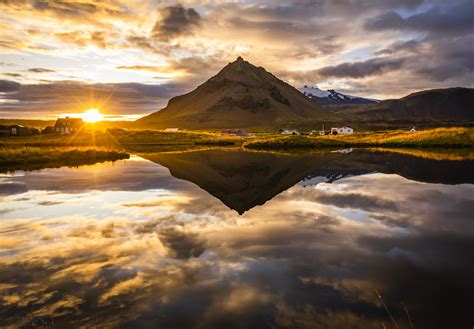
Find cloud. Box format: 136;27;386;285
364;1;474;35
116;65;181;74
0;80;192;118
151;4;201;41
375;39;420;55
2;73;22;78
0;80;20;92
0;183;27;195
158;227;206;259
317;57;405;78
27;68;56;73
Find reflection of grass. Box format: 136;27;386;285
369;148;474;161
0;147;130;172
244;127;474;150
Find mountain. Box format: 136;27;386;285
135;57;338;129
342;87;474;123
299;86;378;106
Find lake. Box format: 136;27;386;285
0;149;473;328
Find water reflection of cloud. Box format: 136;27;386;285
0;161;473;328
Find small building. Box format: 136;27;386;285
222;129;250;137
164;128;179;132
11;125;29;136
281;129;300;135
410;126;417;132
54;117;84;134
330;126;353;135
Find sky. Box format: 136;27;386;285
0;0;473;119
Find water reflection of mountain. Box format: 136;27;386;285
143;149;474;214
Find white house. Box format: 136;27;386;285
330;126;353;135
410;126;417;132
281;129;300;135
164;128;179;132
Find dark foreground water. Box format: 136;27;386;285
0;149;473;328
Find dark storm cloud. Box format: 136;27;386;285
158;227;206;259
27;68;56;73
152;5;201;41
0;183;27;195
0;79;20;92
375;39;420;55
364;1;474;35
413;34;474;81
317;57;405;78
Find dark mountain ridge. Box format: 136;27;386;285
342;87;474;123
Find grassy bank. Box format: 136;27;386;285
0;129;241;152
244;127;474;150
0;147;130;172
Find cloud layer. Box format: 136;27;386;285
0;0;473;118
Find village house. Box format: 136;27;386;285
164;128;179;132
330;126;354;135
10;125;30;136
54;117;84;134
10;125;39;136
280;129;300;135
410;126;417;132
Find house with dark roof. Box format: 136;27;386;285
54;117;84;134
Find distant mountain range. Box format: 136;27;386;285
135;57;473;128
298;86;378;106
135;57;337;129
340;87;474;123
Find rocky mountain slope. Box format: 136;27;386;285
135;57;338;129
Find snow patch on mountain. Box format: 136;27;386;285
298;85;379;106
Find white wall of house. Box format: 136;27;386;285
331;127;353;135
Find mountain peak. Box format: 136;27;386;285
136;58;338;129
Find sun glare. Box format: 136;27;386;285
82;109;104;123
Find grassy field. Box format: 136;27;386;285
0;147;130;172
0;129;242;151
243;127;474;150
1;128;473;171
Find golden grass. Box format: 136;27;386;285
0;147;129;172
244;127;474;150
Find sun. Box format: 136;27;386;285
82;108;104;123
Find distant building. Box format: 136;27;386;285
11;125;29;136
164;128;179;132
54;117;84;134
9;125;39;136
330;127;353;135
410;126;417;132
281;129;300;135
222;129;250;137
310;125;326;136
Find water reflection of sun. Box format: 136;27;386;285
82;108;104;123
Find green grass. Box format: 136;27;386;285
244;127;474;150
0;147;130;172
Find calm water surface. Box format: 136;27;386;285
0;150;473;328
